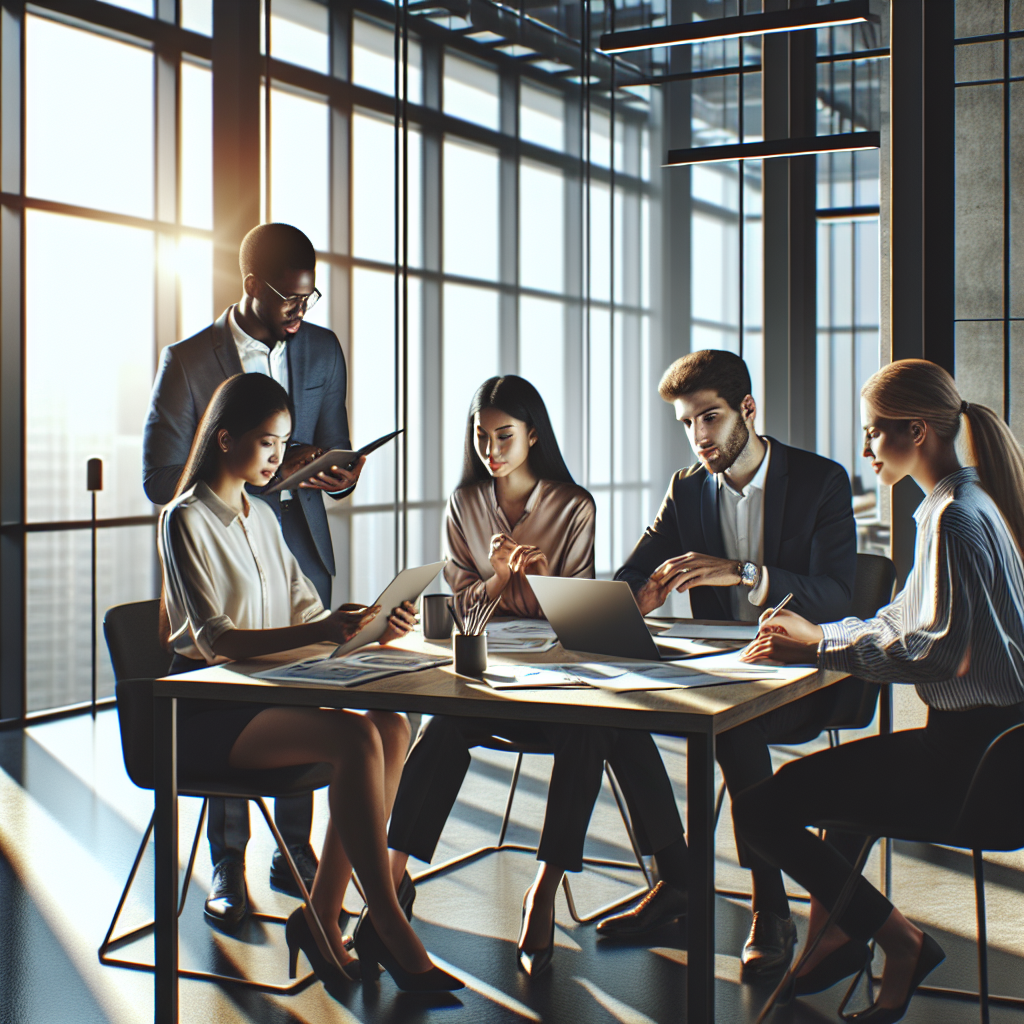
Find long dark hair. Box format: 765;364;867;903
459;375;574;488
173;372;294;499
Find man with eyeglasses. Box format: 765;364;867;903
143;222;361;933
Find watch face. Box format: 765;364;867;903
741;563;757;585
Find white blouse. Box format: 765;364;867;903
159;481;328;663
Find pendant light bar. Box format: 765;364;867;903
665;131;880;167
599;0;878;55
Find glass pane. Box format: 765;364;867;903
25;211;155;522
99;0;153;14
444;52;499;131
352;18;423;102
443;139;498;280
350;268;397;506
180;0;212;34
520;82;563;150
177;235;213;340
270;88;329;251
26;15;154;219
443;284;499;493
350;511;397;612
352;112;422;267
519;161;564;293
27;526;158;713
180;62;213;230
519;297;565;444
271;0;329;74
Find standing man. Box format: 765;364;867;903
143;223;363;931
595;349;858;976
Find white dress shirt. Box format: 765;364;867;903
159;480;327;663
717;439;771;621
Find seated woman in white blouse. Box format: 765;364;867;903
158;372;461;995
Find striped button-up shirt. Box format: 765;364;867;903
819;467;1024;710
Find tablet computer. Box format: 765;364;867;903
330;560;446;656
265;429;403;493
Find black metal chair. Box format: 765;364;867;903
714;552;898;899
99;600;334;993
758;722;1024;1024
411;732;654;924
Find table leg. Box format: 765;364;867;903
687;729;715;1024
154;695;178;1024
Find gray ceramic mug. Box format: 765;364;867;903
421;593;453;640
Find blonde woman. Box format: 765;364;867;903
735;359;1024;1023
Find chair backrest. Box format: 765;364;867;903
820;554;897;732
850;553;897;620
952;722;1024;851
115;676;158;791
104;599;173;683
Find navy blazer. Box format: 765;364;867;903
142;308;351;577
614;439;857;624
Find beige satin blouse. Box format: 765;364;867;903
444;478;596;621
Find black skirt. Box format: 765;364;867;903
169;653;267;778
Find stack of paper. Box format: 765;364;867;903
255;648;451;686
484;619;559;653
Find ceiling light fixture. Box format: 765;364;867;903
599;0;878;55
665;131;880;166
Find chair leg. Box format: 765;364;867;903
497;752;524;848
178;798;208;917
100;810;156;955
974;849;990;1024
713;779;727;829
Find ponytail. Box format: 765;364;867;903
862;359;1024;554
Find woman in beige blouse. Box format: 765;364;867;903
159;373;462;995
387;377;685;977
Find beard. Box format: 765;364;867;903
698;414;750;474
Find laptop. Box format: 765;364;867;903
527;576;749;661
331;560;446;656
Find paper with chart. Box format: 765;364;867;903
484;619;559;653
255;648;451;686
684;648;817;682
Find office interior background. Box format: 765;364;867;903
0;2;1021;1023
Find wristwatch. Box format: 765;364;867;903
738;561;761;589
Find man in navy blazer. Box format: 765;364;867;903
596;350;857;976
143;224;362;931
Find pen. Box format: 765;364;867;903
759;592;793;629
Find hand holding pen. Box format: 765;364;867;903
741;595;824;664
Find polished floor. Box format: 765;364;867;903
0;709;1021;1023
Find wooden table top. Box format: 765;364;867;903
155;619;846;737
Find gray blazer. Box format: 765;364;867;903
142;308;351;577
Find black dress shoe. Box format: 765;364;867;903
595;881;688;938
741;910;797;975
792;940;871;996
270;843;319;898
843;932;944;1024
204;855;250;932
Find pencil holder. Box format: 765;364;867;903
453;632;487;677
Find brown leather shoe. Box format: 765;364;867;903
595;881;688;938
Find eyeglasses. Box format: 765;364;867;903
260;278;322;313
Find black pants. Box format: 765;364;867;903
206;497;330;862
715;683;868;912
733;701;1024;941
387;716;685;873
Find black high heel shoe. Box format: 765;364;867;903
843;932;944;1024
352;907;464;991
792;940;872;996
285;906;361;984
397;870;416;921
517;891;555;977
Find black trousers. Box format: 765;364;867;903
733;701;1024;941
715;684;867;906
387;715;685;873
